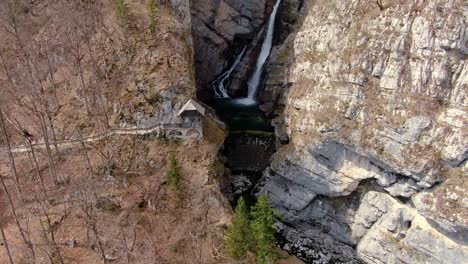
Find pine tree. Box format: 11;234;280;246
147;0;159;35
251;195;278;264
225;197;252;261
167;154;182;190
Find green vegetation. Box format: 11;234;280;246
96;197;121;213
251;195;278;264
115;0;129;24
147;0;159;35
225;197;253;261
225;195;278;263
167;154;182;190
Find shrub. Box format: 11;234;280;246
115;0;128;24
96;197;121;213
167;154;182;190
147;0;159;35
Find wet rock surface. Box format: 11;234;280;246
224;132;276;172
190;0;467;263
232;174;252;195
191;0;272;97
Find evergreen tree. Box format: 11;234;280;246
251;195;278;264
167;154;182;190
225;197;252;261
147;0;159;35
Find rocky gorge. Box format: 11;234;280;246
190;0;467;263
0;0;465;263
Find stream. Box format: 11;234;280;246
204;2;308;263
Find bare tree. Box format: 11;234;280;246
0;106;22;196
43;45;60;106
36;44;61;153
120;222;137;264
31;190;64;264
85;38;110;129
1;0;25;49
9;117;47;195
15;43;62;186
79;132;94;178
0;50;22;106
75;184;107;264
66;28;91;115
0;172;35;260
37;106;60;185
0;220;14;264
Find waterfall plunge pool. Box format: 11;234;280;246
211;98;273;132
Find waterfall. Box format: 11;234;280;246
238;0;282;105
213;46;247;98
213;0;282;105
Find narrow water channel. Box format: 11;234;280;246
208;0;283;203
212;98;276;204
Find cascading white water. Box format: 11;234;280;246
237;0;282;105
213;46;247;98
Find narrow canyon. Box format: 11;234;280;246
0;0;465;263
191;0;467;263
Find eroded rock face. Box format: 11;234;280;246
259;0;468;262
191;0;271;98
355;192;468;264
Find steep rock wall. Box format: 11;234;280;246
191;0;273;98
260;0;467;263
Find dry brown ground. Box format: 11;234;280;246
0;133;237;264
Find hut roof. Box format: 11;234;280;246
177;99;206;117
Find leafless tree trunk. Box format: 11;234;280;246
46;112;60;154
121;232;131;264
79;133;94;178
43;46;60;106
89;140;114;177
30;50;61;153
38;48;61;154
10;116;48;194
0;220;14;264
0;107;22;196
85;39;109;129
77;58;91;115
120;217;137;264
38;112;59;185
2;0;25;50
10;120;49;196
27;138;47;195
67;31;91;115
0;173;35;260
0;50;22;105
76;186;107;264
27;49;62;185
33;191;64;264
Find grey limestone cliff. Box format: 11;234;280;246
259;0;468;263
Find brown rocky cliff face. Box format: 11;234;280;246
259;0;467;263
0;1;234;263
